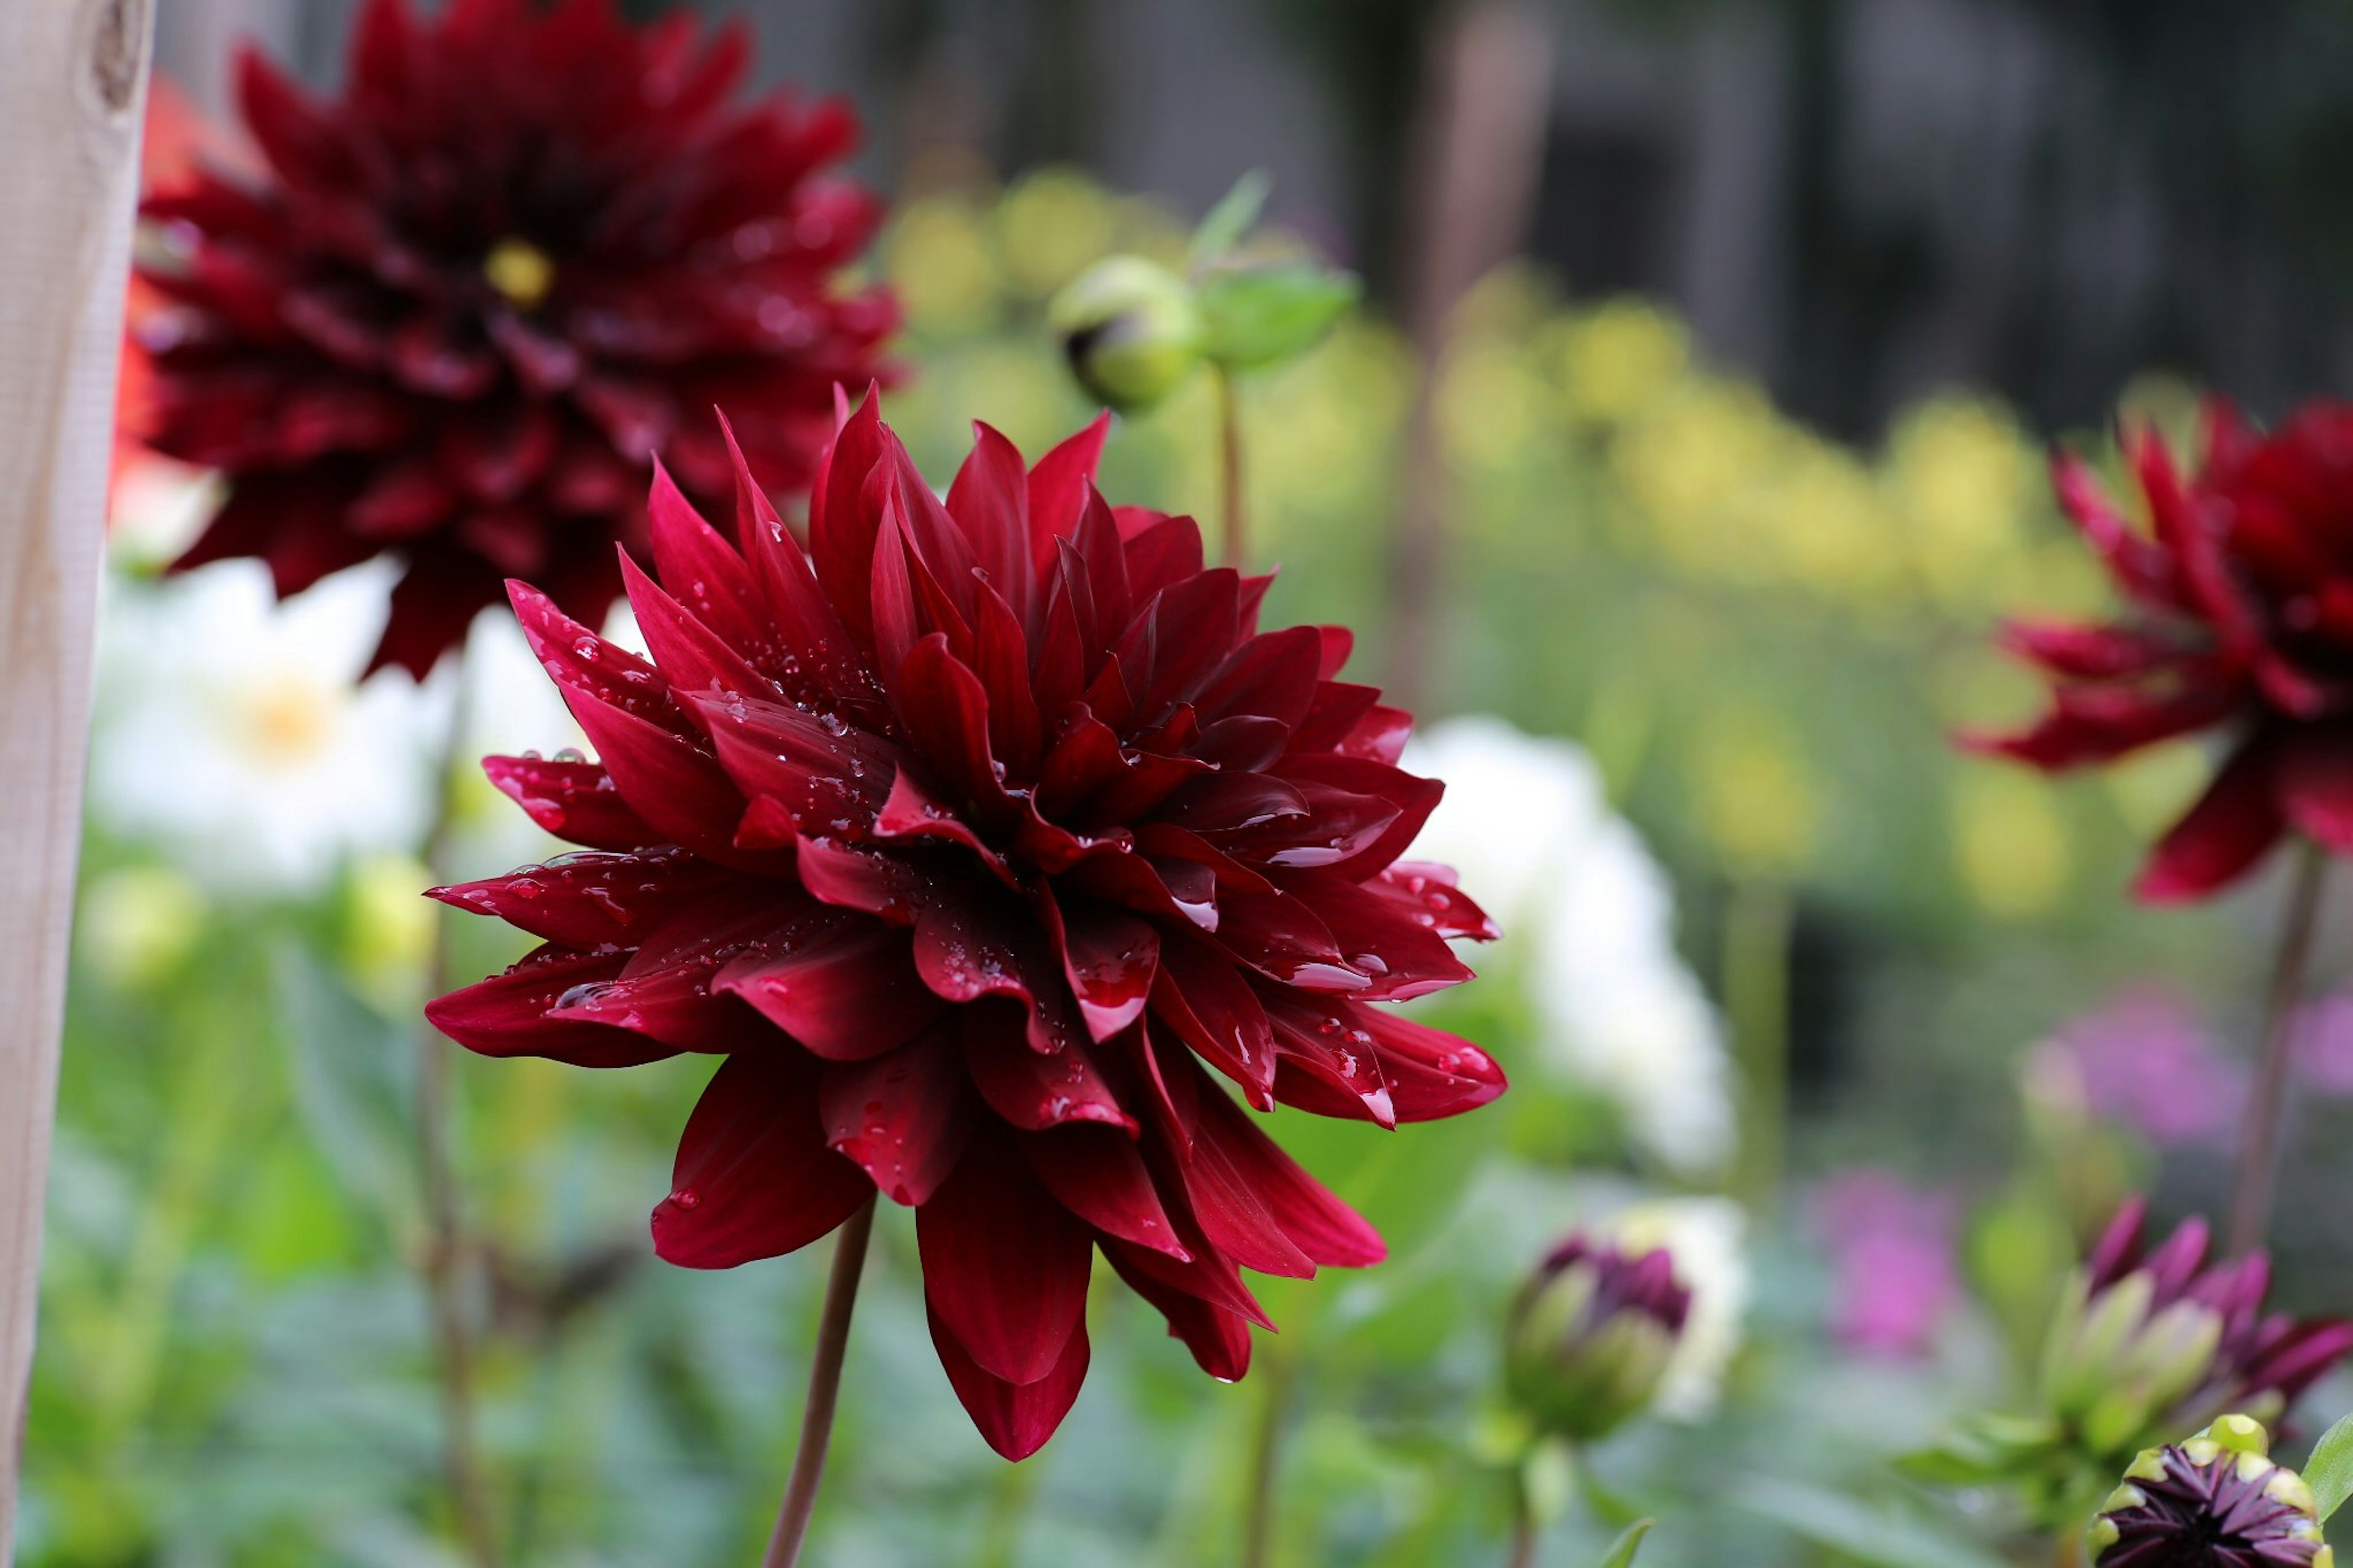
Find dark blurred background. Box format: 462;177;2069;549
165;0;2353;441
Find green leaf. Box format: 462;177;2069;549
271;940;418;1229
1197;263;1361;370
1594;1518;1653;1568
1188;169;1271;270
2303;1409;2353;1521
1733;1479;2010;1568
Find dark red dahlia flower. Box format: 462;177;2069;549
426;392;1506;1458
1972;400;2353;901
138;0;896;677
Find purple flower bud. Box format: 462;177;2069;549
1504;1235;1692;1442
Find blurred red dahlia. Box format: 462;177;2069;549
1973;401;2353;901
427;393;1506;1458
137;0;896;677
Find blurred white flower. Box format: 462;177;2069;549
89;559;441;897
1404;714;1735;1173
1609;1196;1748;1421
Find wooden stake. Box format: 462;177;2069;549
0;0;154;1550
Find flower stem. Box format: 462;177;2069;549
1725;878;1794;1214
415;653;502;1568
1506;1482;1540;1568
1240;1347;1296;1568
763;1194;879;1568
2226;842;2330;1254
1213;362;1247;570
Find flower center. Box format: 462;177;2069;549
233;677;335;767
483;238;555;309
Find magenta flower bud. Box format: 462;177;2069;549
2088;1415;2332;1567
1504;1235;1692;1443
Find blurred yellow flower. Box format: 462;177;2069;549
885;198;1002;335
343;850;435;1010
995;168;1118;297
1889;398;2038;609
2104;740;2212;838
1614;380;1781;577
1438;340;1550;472
1690;715;1821;877
77;864;206;988
1558;299;1691;425
1952;768;2071;918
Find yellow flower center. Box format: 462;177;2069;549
237;678;335;767
483;238;555;309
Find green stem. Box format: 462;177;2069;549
763;1194;878;1568
1240;1346;1296;1568
1724;879;1795;1213
415;652;502;1568
2226;842;2329;1255
1213;363;1247;570
1506;1482;1540;1568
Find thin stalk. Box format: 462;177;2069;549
1506;1482;1539;1568
414;653;502;1568
1240;1347;1297;1568
1214;362;1246;569
2226;842;2330;1254
763;1194;879;1568
1723;879;1795;1214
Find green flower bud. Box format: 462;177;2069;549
1049;255;1201;412
1504;1236;1690;1444
2086;1415;2331;1566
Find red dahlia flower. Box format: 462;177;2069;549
138;0;896;677
1973;401;2353;901
426;393;1506;1458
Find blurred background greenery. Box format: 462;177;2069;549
31;2;2353;1565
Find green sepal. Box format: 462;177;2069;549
1197;263;1360;371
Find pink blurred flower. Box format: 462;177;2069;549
1808;1168;1958;1359
2295;994;2353;1096
2034;986;2247;1150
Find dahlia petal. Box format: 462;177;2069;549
2132;428;2264;655
867;500;926;686
620;550;775;713
1150;927;1278;1106
1158;772;1310;836
1025;411;1110;575
1134;822;1278;897
1279;868;1474;1001
971;585;1044;776
912;881;1033;1006
1122;570;1242;720
927;1303;1089;1462
817;1023;973;1206
1176;1093;1316;1279
1219;782;1401;872
917;1139;1094;1385
1197;1081;1385;1269
1213;889;1366;993
1276;755;1441;878
1073;490;1134;642
1121;514;1207;604
713;915;941;1060
695;690;899;836
718;415;874;707
1034;711;1129;819
1045;896;1159;1042
508;579;688;732
567;694;771;872
1997;620;2190;681
810;387;890;650
2277;725;2353;853
1102;1248;1254;1381
369;553;503;678
2052;450;2181;610
427;945;678;1067
2134;737;2287;903
654;1052;873;1269
945;422;1032;618
1335;704;1415;767
960;1004;1136;1132
1023;1124;1189;1257
887;442;981;620
1258;990;1396;1129
646;458;770;653
1347;1004;1506;1123
1205;621;1336;734
236;47;362;190
482;755;659;851
1371;862;1500;942
1054;842;1214;932
793;833;929;925
895;634;1012;812
429;848;726;949
349;459;454;539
